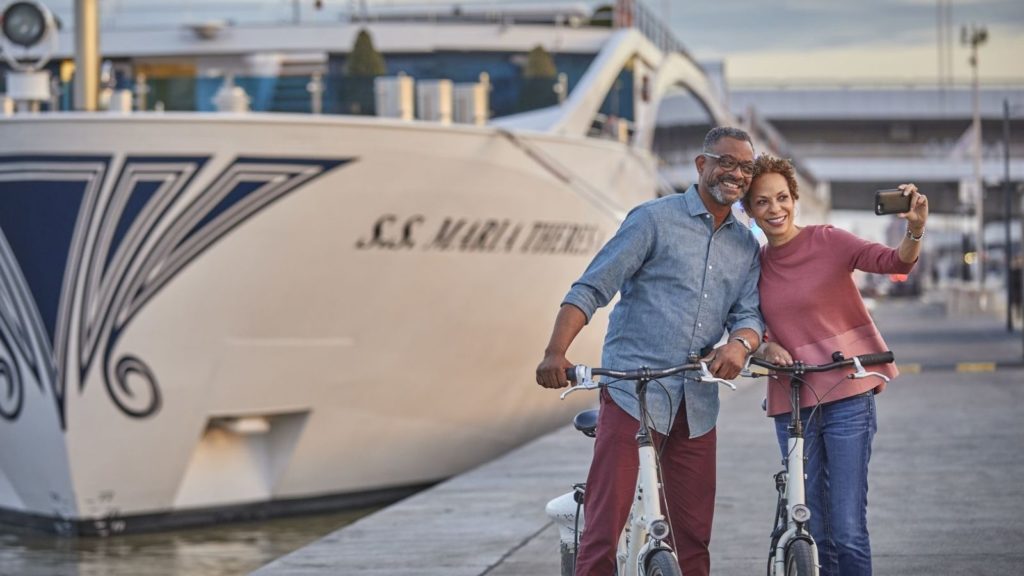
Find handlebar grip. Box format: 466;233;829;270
565;368;577;383
857;351;895;366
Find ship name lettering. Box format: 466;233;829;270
520;222;601;255
429;218;467;250
358;214;601;255
428;217;516;253
356;214;423;250
462;219;511;251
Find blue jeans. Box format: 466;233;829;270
774;391;877;576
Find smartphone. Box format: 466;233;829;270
874;189;911;215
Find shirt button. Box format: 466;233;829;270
703;294;708;298
698;323;702;327
708;265;713;269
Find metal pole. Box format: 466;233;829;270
74;0;99;111
962;24;988;288
971;40;984;287
1005;99;1013;332
936;1;944;99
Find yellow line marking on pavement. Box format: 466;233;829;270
956;362;996;373
898;363;921;374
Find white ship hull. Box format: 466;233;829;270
0;112;658;532
0;0;755;529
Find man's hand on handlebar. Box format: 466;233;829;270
536;352;574;389
703;340;747;381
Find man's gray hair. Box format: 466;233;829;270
702;126;754;153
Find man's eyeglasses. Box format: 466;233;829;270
702;152;755;177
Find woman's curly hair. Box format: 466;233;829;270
742;154;800;212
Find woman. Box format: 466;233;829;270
742;154;928;576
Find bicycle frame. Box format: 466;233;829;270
768;377;819;576
547;361;736;576
617;379;674;575
745;351;894;576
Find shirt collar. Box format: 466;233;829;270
684;185;735;226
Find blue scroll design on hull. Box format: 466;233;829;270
0;155;351;427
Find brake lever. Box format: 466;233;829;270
739;355;771;378
738;355;753;378
849;357;891;383
560;365;598;399
698;361;737;390
559;383;597;399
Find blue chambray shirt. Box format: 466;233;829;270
562;186;763;437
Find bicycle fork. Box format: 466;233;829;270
619;435;674;575
545;439;675;576
770;435;820;576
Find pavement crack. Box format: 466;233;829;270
478;521;555;576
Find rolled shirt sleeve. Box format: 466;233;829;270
562;205;654;323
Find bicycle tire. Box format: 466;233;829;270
645;549;683;576
785;539;815;576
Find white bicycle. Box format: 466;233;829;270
546;358;736;576
742;350;895;576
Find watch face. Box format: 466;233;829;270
2;2;46;47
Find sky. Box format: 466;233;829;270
373;0;1024;85
665;0;1023;85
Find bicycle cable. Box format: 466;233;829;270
645;377;682;556
600;374;683;555
770;371;881;462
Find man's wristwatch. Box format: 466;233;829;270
729;336;753;355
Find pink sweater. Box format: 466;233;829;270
760;225;915;416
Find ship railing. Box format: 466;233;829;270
615;0;692;61
587;112;636;144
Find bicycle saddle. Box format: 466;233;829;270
573;409;599;437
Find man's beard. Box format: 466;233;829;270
706;177;744;206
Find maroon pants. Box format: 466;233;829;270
574;391;717;576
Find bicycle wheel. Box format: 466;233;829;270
785;539;815;576
645;549;683;576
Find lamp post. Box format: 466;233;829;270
962;24;987;287
1004;99;1013;332
1006;99;1024;355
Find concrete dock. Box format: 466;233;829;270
252;299;1024;575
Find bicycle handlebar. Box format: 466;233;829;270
564;362;704;382
560;361;736;400
746;351;894;374
853;351;896;367
743;351;895;385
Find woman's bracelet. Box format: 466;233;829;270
906;227;924;242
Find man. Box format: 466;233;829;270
536;126;764;576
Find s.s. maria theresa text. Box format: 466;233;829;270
355;214;605;256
